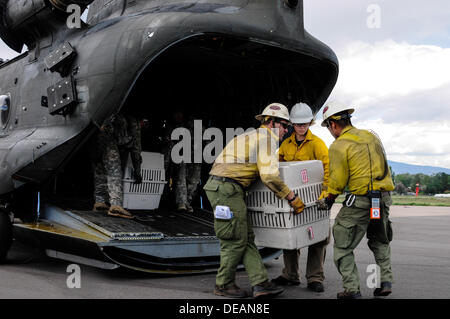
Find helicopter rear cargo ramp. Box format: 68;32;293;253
13;205;281;274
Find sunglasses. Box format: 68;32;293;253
275;120;291;129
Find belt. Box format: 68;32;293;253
367;191;390;197
210;175;245;191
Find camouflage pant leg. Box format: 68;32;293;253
95;133;123;207
125;115;142;174
92;132;109;204
186;163;202;204
161;145;173;200
93;161;108;205
174;162;187;206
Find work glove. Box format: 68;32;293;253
288;195;305;214
318;190;328;200
316;194;336;210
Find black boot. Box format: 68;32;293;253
214;284;247;298
374;282;392;297
271;275;300;286
252;280;284;299
337;290;362;299
307;282;324;293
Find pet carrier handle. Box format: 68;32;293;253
261;204;277;216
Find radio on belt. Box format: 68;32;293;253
369;191;381;220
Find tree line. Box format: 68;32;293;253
393;171;449;195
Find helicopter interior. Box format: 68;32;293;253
42;34;335;215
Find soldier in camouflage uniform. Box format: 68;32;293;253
92;113;142;219
162;111;202;213
114;114;143;183
161;110;184;206
173;117;203;213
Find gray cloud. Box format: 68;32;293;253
354;84;450;124
305;0;450;50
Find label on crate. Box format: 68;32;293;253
214;205;234;220
307;226;315;240
301;169;309;183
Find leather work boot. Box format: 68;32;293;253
271;275;300;286
252;280;284;299
337;290;362;299
307;282;325;293
374;282;392;297
108;205;134;219
93;202;109;212
214;284;247;298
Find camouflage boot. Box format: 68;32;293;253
93;202;110;212
108;205;134;219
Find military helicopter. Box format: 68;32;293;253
0;0;338;273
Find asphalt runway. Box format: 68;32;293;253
1;205;449;300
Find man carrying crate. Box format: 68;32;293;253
317;101;395;299
272;102;330;293
203;103;305;299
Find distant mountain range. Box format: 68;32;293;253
388;160;450;175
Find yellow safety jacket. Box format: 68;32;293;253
209;125;291;199
328;126;395;196
279;130;330;190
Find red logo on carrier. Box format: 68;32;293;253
301;169;309;183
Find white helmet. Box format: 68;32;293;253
290;102;315;125
321;101;355;127
255;103;291;122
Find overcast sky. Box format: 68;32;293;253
304;0;450;169
0;1;449;169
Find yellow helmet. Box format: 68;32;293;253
255;103;291;122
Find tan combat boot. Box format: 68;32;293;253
108;205;134;219
93;202;110;212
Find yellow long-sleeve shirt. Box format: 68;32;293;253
328;126;395;196
278;130;330;190
209;125;291;199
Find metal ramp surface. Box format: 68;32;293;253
66;209;215;241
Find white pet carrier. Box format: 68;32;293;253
123;152;167;210
246;160;330;250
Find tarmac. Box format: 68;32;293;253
0;205;449;300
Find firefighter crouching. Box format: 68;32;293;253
317;101;395;299
203;103;305;299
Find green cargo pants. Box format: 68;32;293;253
203;177;268;287
333;193;394;293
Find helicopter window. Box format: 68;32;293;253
0;94;11;129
